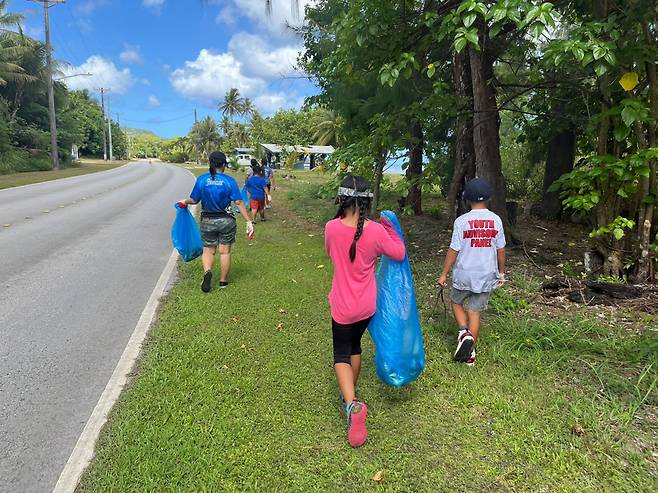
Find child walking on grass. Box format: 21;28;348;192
324;175;406;448
438;178;506;366
246;166;268;222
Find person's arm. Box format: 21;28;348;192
177;180;201;208
438;249;458;287
378;219;406;261
230;180;253;236
439;220;462;287
495;219;507;285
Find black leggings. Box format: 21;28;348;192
332;317;372;365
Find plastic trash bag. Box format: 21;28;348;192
368;210;425;387
241;184;249;205
171;204;203;262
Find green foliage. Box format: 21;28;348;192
590;216;636;241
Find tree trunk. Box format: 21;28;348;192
634;20;657;282
405;120;423;215
447;51;475;223
469;30;508;227
372;148;386;211
535;129;575;219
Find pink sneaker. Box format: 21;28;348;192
346;400;368;448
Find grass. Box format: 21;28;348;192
0;159;129;190
80;171;657;492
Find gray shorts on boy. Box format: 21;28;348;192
450;287;491;312
200;215;237;247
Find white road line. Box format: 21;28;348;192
52;248;179;493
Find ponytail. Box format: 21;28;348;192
349;199;367;262
209;164;217;180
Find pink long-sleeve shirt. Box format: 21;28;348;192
325;218;406;324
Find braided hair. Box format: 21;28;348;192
334;175;372;262
208;151;227;181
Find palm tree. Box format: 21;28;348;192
219;115;232;137
218;88;243;121
311;109;342;146
189;116;222;159
265;0;300;20
0;2;32;87
240;97;255;118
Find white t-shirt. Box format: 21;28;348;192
449;208;506;293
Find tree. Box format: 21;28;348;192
190;116;222;160
240;97;256;118
219;88;243;121
311;108;342;146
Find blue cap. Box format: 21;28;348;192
463;178;492;202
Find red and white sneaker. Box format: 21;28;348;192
466;348;476;367
454;329;474;362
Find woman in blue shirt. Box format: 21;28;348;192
177;151;254;292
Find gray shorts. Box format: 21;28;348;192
199;215;236;247
450;287;491;312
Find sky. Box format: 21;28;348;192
18;0;317;138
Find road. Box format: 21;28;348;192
0;162;194;492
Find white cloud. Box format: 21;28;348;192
170;49;265;104
143;0;166;12
169;34;306;116
119;45;142;64
215;6;237;26
253;92;304;114
147;95;160;108
76;0;108;16
228;32;300;79
60;56;135;94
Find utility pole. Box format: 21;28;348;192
107;95;113;161
100;88;107;161
33;0;65;170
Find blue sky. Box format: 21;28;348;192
18;0;316;138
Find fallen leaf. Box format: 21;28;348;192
232;317;239;322
316;264;325;269
222;365;229;369
279;308;287;314
297;242;302;246
372;470;384;482
291;279;298;283
568;241;576;247
544;275;553;280
276;323;284;331
308;234;315;237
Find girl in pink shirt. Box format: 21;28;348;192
324;175;405;448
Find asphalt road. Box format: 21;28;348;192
0;162;194;492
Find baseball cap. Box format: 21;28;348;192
209;151;228;166
463;178;492;202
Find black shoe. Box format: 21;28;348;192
219;281;229;289
201;271;212;293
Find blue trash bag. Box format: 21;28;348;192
171;204;203;262
368;210;425;387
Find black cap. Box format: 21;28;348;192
463;178;492;202
209;151;227;166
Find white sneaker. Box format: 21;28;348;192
454;329;474;362
466;348;476;367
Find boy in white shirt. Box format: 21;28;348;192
438;178;506;366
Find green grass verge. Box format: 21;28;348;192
0;159;129;190
80;173;657;492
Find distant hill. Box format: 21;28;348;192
125;128;161;138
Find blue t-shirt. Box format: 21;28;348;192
263;166;273;184
246;175;268;201
190;172;242;212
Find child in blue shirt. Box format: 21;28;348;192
246;166;269;222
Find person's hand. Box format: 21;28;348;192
176;200;187;209
246;221;254;240
497;272;507;287
438;274;448;288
